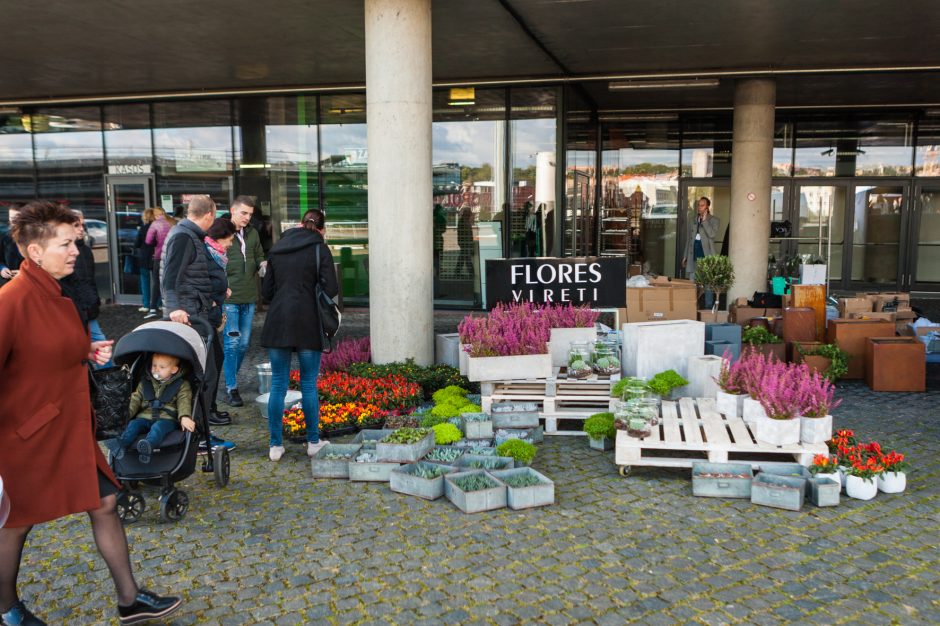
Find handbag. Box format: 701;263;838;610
770;220;792;238
89;365;133;441
314;243;341;352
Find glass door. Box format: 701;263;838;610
847;182;909;290
786;183;846;285
908;185;940;292
678;181;730;278
106;176;152;304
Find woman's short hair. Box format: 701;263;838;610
207;217;237;240
11;200;79;251
301;209;325;231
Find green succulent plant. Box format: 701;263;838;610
501;472;543;488
382;428;432;444
648;370;688;397
450;473;498;492
495;439;537;464
432;423;463;445
583;412;616;440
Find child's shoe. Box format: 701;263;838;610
136;440;152;464
105;439;125;461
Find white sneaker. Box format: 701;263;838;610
269;445;285;461
307;440;329;457
137;306;149;312
144;310;158;319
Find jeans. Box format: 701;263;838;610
150;265;162;311
267;348;322;447
223;303;256;391
88;318;113;369
139;266;151;310
117;417;178;450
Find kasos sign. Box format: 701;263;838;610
485;257;626;309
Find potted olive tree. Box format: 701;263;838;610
694;255;735;321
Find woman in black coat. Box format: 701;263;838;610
260;209;339;462
204;217;237;426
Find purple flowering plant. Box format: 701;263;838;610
801;370;842;418
458;302;551;357
321;337;371;373
542;303;600;329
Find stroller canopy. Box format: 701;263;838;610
113;321;208;377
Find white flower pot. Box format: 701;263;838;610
799;414;833;444
877;471;906;494
845;474;878;500
837;466;850;492
754;415;800;446
549;327;598;368
716;390;746;418
814;471;841;489
466;353;552;382
742;397;767;427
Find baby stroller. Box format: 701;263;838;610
107;319;230;523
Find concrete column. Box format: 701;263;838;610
727;79;776;304
365;0;433;365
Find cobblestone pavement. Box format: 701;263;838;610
14;306;940;625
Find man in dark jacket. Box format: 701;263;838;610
0;206;24;286
161;195;230;426
61;210;110;367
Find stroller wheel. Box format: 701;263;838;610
213;447;231;488
117;491;145;524
159;489;189;523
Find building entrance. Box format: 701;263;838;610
105;175;152;305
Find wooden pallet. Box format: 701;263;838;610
614;397;827;474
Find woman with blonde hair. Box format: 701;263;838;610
143;207;172;318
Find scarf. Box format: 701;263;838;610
205;237;229;268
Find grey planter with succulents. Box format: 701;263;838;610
490;467;555;510
352;429;396;444
376;430;436;463
423;446;466;467
456;454;514;471
310;444;362;479
460;412;494;439
491;404;540;429
494;426;543;446
444;470;508;513
348;449;401;482
691;462;754;499
588;436;613;451
389;462;458;500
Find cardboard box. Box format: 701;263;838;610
873;292;910;312
624;282;697;323
698;310;729;323
628;263;643;277
850;311;897;322
729;305;783;325
839;297;873;318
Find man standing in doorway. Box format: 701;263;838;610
223;195;265;408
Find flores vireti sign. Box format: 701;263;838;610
485;257;626;309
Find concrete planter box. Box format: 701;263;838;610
760;463;812;480
352;429;396;444
549;327;597;368
458;345;469;375
494;426;543;445
716;390;746;418
389;462;457;500
622;320;705;379
376;431;435;463
255;390;302;420
589;436;614;451
310;444;362;479
754;416;801;447
435;333;460;368
457;454;514;471
800;414;832;445
742;397;767;427
750;473;806;511
687;355;723;399
808;476;840;507
466;353;552;382
461;414;494;439
491;406;540;429
348;460;401;482
444;470;508;513
491;468;555;510
691;462;754;498
422;446;466;466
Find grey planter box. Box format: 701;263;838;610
389;462;457;500
444;470;508;513
457;454;514;471
376;431;435;463
750;473;807;511
808;476;840;507
491;467;555;510
494;426;543;445
352;429;396;444
692;462;754;499
589;436;614;451
491;409;540;429
759;463;812;480
423;446;465;466
461;413;495;439
348;460;401;482
310;444;362;479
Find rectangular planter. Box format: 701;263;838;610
491;407;540;429
460;413;494;439
549;327;598;368
310;444;362;479
348;460;401;482
458;344;469;375
808;476;840;507
457;454;515;471
494;426;543;445
691;462;754;498
622;320;705;379
589;436;613;451
435;333;460;368
422;446;466;466
716;390;746;418
389;462;457;500
687;355;723;399
444;470;508;513
705;323;742;345
754;416;801;447
466;353;552;382
490;467;555;510
800;414;832;445
759;463;812;480
352;429;396;444
375;431;436;463
750;473;806;511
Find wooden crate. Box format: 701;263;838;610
614;397;826;475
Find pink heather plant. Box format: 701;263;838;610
735;349;775;399
758;361;812;420
458;302;551;357
321;337;371;372
714;350;747;394
801;370;842;418
542;303;600;329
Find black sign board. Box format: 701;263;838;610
484;257;627;309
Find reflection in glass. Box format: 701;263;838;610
915;120;940;176
681;116;732;178
914;188;940;283
795;117;914;177
851;185;903;283
0;112;35;211
263;96;319;234
794;186;844;281
772;122;793;177
565;122;596;257
110;182;147;297
509;88;556;260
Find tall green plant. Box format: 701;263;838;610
694;255;735;313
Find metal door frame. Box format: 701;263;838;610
842;178;912;292
908;182;940;293
105;175;154;305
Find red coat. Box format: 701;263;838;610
0;259;117;528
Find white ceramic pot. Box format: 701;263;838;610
877;471;906;494
466;353;553;382
845;474;878;500
742;397;767;427
814;471;841;489
754;415;801;446
799;414;833;444
716;390;746;418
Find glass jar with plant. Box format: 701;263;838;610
593;340;621;376
567;341;594;379
611;376;650;401
693;254;735;314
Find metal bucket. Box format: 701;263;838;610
256;362;272;395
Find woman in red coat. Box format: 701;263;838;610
0;202;182;626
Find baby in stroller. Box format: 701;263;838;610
106;353;196;463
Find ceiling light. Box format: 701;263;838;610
598;113;678;122
448;87;476;106
609;78;720;90
328;107;364;115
